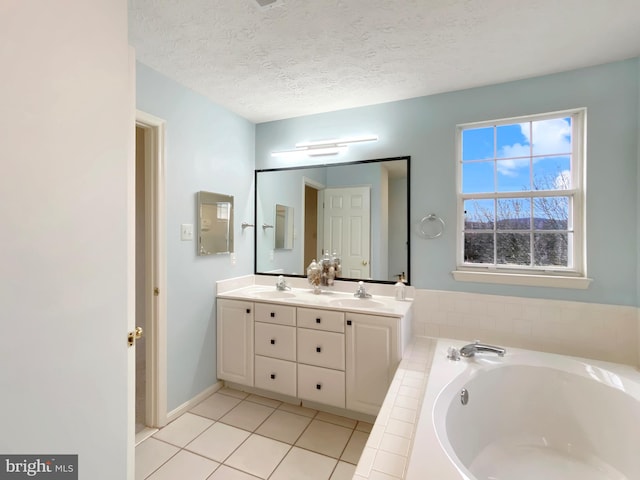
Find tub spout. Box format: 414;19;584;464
460;340;506;358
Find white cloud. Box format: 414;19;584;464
496;118;571;177
554;169;571;190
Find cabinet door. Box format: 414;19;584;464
217;298;254;386
345;313;399;415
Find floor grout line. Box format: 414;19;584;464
140;389;366;480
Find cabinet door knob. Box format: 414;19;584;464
270;339;276;345
316;383;322;390
316;318;321;324
346;320;352;326
246;308;251;314
316;346;322;353
270;312;276;318
270;373;276;380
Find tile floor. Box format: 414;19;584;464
136;387;372;480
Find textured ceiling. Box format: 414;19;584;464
129;0;640;123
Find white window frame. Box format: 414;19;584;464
452;108;592;289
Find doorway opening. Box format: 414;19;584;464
135;111;168;445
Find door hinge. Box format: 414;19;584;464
154;287;160;296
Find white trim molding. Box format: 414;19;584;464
452;269;593;289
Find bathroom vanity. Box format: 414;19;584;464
216;280;413;416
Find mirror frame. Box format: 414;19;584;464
254;156;410;285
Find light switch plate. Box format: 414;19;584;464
181;224;193;241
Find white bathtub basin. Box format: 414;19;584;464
407;340;640;480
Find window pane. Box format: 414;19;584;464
496;123;529;159
497;233;531;265
533;156;571;190
496;158;531;192
462;161;494;194
497;198;531;230
464;233;494;264
534;233;568;267
533;196;569;230
531;117;572;156
462;127;494;161
464;199;494;230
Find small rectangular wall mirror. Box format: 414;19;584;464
275;204;294;250
197;191;234;255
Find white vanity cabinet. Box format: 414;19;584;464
345;312;400;415
216;285;411;416
216;298;254;387
254;302;297;396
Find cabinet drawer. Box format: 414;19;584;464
297;328;344;370
255;355;297;397
297;364;345;409
297;308;344;332
255;322;296;361
255;302;296;326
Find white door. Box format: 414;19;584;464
323;187;371;278
0;1;133;478
345;313;399;415
217;299;254;386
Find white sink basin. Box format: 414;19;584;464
249;290;296;299
330;298;386;309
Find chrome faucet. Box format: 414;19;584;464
275;275;291;291
460;340;506;358
354;281;372;298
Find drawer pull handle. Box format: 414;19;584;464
316;383;322;390
270;373;276;380
316;318;321;324
270;339;276;345
270;312;276;318
346;320;352;326
316;346;322;353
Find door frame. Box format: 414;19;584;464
301;177;325;269
136;110;168;432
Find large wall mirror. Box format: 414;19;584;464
197;191;234;255
255;156;410;284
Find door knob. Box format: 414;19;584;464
362;260;368;266
127;326;143;346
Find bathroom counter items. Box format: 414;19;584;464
353;336;437;480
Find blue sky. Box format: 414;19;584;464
462;117;572;194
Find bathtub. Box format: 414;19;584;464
405;340;640;480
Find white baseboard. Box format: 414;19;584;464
166;381;223;423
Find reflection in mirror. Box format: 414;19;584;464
197;191;234;256
255;157;410;283
275;204;294;250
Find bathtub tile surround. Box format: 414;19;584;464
412;289;638;366
137;388;369;479
354;337;437;480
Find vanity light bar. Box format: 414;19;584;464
271;135;378;158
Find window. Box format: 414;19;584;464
454;109;590;288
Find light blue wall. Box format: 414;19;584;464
257;59;640;306
136;62;255;410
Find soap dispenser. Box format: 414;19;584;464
394;278;406;301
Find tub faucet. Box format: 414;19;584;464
460;340;506;358
275;275;291;291
354;281;372;298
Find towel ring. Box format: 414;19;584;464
418;214;445;239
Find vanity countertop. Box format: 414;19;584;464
217;283;413;318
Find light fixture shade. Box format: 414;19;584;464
272;134;378;158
